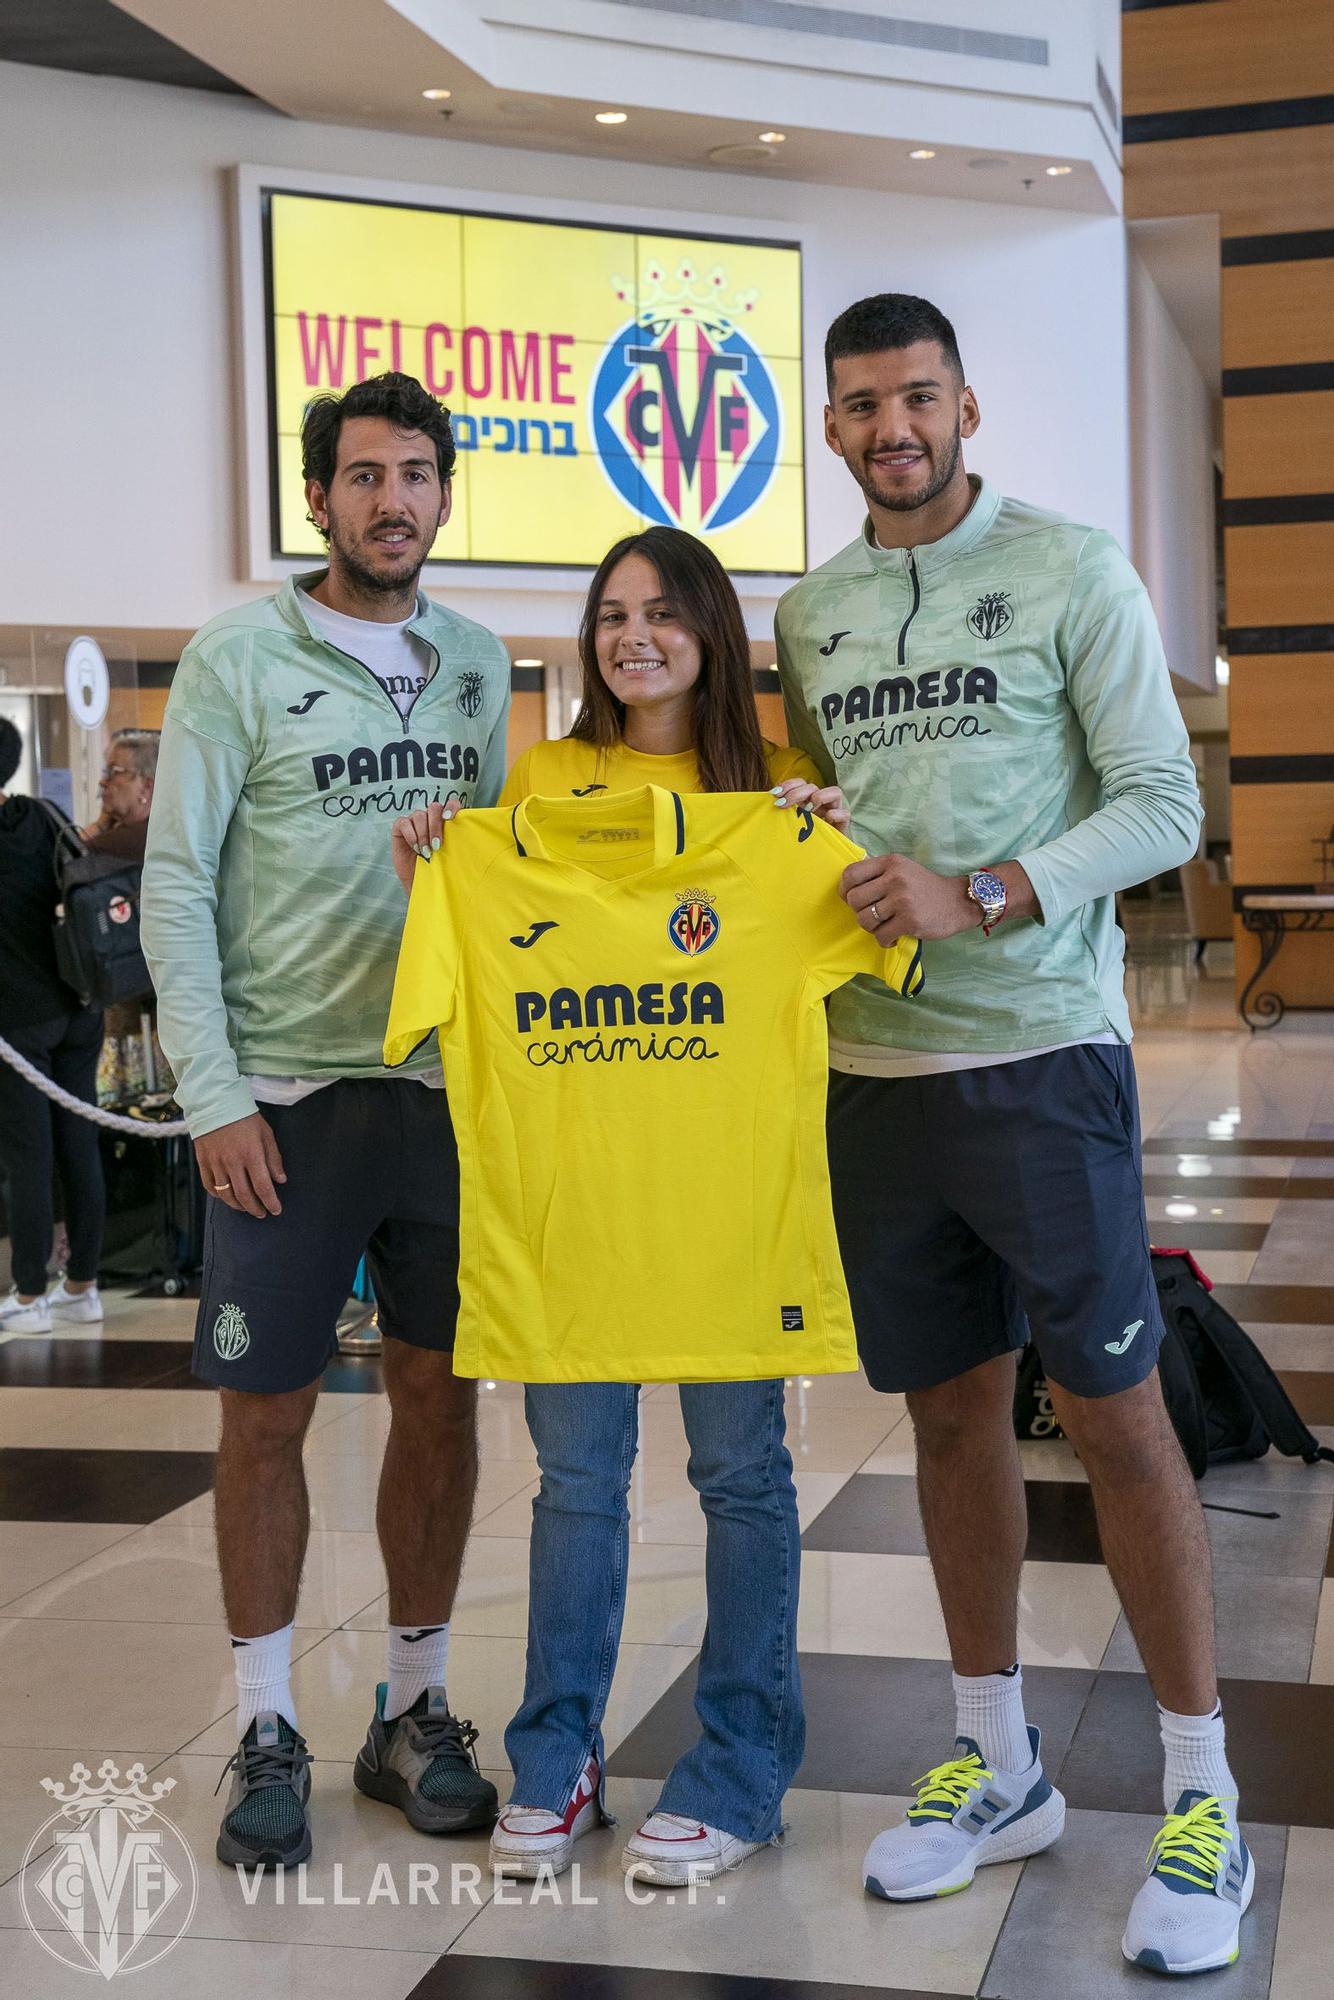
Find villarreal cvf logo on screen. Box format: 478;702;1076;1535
591;261;782;536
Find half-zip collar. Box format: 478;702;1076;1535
859;475;1002;579
278;570;443;733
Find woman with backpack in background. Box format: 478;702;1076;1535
0;715;106;1334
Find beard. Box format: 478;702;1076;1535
857;423;962;514
326;514;427;600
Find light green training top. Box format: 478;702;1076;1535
141;573;511;1138
775;477;1202;1055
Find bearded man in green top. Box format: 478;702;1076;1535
778;296;1251;1977
143;373;507;1870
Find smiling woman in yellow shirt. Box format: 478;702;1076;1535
393;525;849;1891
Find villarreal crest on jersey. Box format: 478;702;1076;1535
384;786;922;1383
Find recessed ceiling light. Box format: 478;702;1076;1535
708;141;776;165
908;148;936;160
421;88;452;101
758;131;786;144
514;657;545;668
1045;163;1073;176
595;110;629;125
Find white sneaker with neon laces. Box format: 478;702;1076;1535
862;1728;1065;1901
622;1811;765;1886
1122;1791;1254;1975
47;1280;103;1324
489;1753;601;1878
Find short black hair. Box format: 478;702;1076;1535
824;294;964;394
301;372;457;533
0;716;22;789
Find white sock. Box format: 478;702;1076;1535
232;1622;296;1738
953;1662;1032;1773
385;1621;450;1722
1159;1702;1237;1814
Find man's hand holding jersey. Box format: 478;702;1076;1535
390;800;462;895
841;853;1039;943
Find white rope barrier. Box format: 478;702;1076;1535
0;1033;190;1138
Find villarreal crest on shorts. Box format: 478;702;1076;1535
384;785;922;1383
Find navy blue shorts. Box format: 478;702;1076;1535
194;1079;460;1393
826;1045;1164;1399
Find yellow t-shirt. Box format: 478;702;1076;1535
385;785;923;1384
499;734;819;807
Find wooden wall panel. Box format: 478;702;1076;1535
755;691;791;746
1231;781;1334;881
1223;260;1334;371
1125;125;1334;235
505;688;545;766
1125;0;1334;116
1230;659;1334;757
1234;925;1334;1010
1224;522;1334;626
1223;392;1334;498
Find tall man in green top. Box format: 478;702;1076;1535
143;373;509;1869
778;296;1250;1977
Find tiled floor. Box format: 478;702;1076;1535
2;927;1334;1995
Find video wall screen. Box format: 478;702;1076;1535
263;188;805;574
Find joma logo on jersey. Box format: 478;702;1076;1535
311;741;481;791
821;666;997;730
590;262;782;535
516;981;724;1033
667;889;721;957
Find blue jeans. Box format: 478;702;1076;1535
503;1380;804;1843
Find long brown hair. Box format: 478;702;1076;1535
571;527;770;793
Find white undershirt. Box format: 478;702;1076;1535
297;587;434;723
828;1034;1118;1080
246;591;443;1106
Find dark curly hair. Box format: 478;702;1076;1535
825;293;964;393
0;716;21;790
301;372;456;541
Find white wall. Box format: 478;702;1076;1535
0;60;1132;642
1127;251;1218;692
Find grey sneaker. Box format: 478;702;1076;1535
215;1711;313;1867
354;1683;498;1833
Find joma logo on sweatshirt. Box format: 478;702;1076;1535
311;741;480;791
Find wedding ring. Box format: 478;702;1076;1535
869;902;882;923
212;1182;232;1192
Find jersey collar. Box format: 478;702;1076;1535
510;784;687;871
859;473;1002;576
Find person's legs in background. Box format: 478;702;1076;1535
0;1016;64;1326
46;1003;106;1320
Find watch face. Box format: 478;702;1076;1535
972;870;1005;904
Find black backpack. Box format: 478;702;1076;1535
1015;1249;1334;1480
38;801;153;1008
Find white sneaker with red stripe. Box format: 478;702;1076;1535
622;1811;765;1886
489;1754;601;1878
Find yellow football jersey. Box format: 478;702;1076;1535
384;786;923;1383
499;734;819;807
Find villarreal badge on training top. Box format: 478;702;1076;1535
384;786;923;1384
